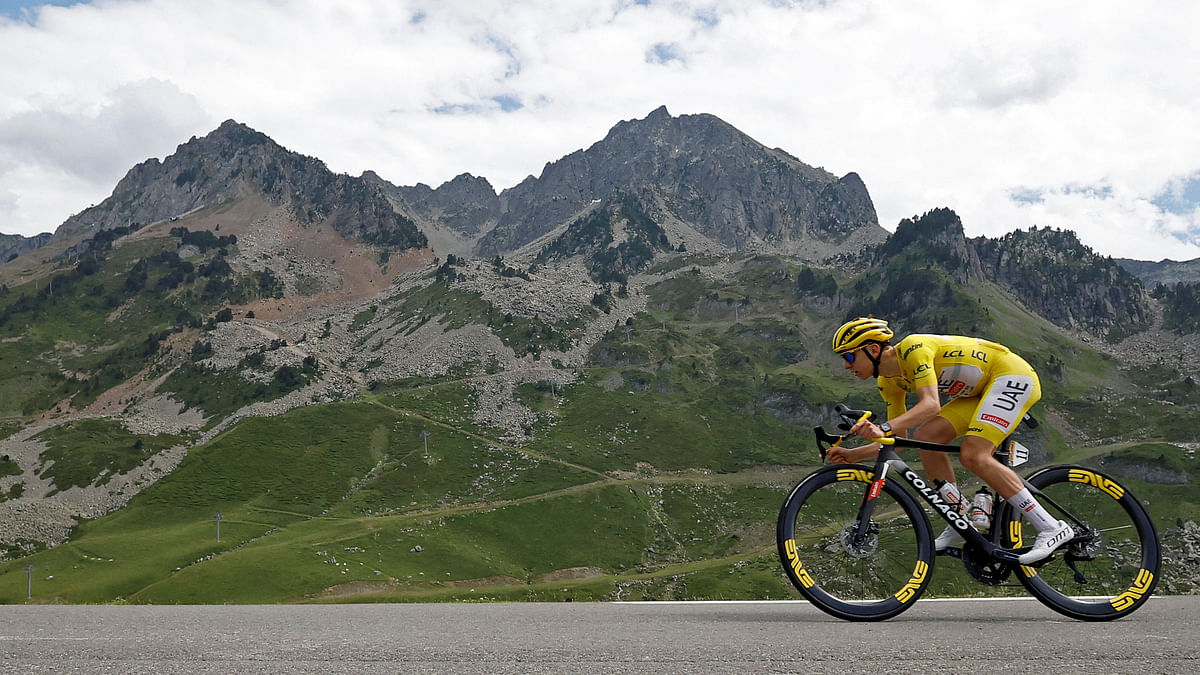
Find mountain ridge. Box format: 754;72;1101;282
50;119;426;252
1117;256;1200;286
3;106;1195;271
473;106;886;258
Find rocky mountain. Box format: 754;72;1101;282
973;225;1150;337
357;107;885;267
363;170;500;259
848;208;1151;338
474;106;885;259
395;173;501;238
1115;255;1200;336
873;206;987;285
53;120;426;251
531;191;675;284
0;231;52;263
1117;257;1200;286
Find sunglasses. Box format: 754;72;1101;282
841;350;858;364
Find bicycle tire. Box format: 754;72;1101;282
997;464;1160;621
777;464;935;621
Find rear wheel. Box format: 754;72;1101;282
999;465;1160;621
777;464;934;621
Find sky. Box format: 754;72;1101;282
1;0;1199;262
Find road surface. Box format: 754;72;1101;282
1;596;1195;673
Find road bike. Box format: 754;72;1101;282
776;404;1160;621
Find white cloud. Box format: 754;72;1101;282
0;75;209;231
1;0;1198;261
0;79;206;180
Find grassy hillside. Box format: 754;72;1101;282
0;399;794;603
0;223;284;420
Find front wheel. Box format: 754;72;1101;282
777;464;934;621
998;465;1160;621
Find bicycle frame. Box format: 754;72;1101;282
845;437;1018;562
815;423;1058;564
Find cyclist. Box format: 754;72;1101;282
825;317;1073;564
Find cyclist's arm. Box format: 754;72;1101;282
880;380;906;422
886;384;941;434
851;384;941;441
827;442;879;464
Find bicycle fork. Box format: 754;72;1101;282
847;461;892;547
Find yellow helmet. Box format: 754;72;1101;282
831;317;894;354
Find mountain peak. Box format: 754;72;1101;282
476;108;883;258
52;119;425;250
208;119;273;147
877;208;983;284
973;224;1149;334
645;104;671;120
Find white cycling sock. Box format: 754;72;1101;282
1010;487;1058;531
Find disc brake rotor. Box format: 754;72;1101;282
1068;521;1102;560
838;522;880;559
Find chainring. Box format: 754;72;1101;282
961;541;1014;585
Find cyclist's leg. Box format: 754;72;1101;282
913;416;957;484
913;411;968;550
918;398;985;484
961;363;1072;561
958;357;1040;500
958;436;1024;496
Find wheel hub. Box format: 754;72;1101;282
838;522;880;558
1068;521;1102;560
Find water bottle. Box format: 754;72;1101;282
970;487;993;530
934;479;964;514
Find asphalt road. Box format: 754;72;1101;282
1;596;1195;673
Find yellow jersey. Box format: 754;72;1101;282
879;334;1018;419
